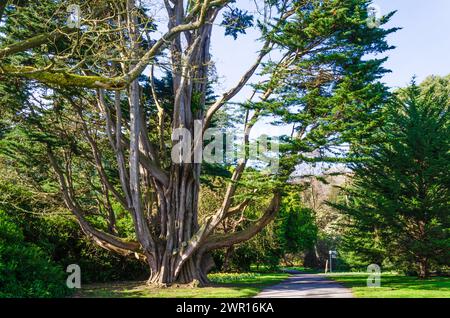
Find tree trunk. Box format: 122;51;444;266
138;4;217;286
418;258;429;279
142;173;281;286
222;246;235;272
44;1;283;287
144;162;205;286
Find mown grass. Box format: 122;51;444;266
327;272;450;298
74;272;289;298
279;266;321;274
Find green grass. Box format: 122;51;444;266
248;264;321;274
279;266;321;274
249;264;279;272
74;270;450;298
74;272;289;298
327;272;450;298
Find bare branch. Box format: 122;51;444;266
46;146;143;259
204;40;272;131
150;65;166;152
203;192;281;251
0;1;227;89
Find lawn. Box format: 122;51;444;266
73;272;289;298
279;266;321;274
73;270;450;298
326;272;450;298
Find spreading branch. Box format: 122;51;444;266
0;28;75;59
204;191;281;251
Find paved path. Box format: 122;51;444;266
255;272;354;298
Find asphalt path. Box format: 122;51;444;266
255;271;354;298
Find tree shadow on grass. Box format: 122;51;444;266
73;273;290;298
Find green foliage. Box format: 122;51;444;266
261;0;397;176
22;215;149;283
212;191;318;271
277;193;318;255
221;7;254;39
212;229;281;272
0;210;70;298
0;0;398;284
0;172;148;285
333;79;450;277
208;272;261;284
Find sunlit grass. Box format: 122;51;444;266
327;272;450;298
74;272;289;298
279;266;321;274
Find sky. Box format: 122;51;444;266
209;0;450;137
376;0;450;89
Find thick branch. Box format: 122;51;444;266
0;2;221;89
0;65;126;89
203;7;295;130
174;97;269;275
116;134;169;187
128;74;156;256
209;107;264;224
0;28;75;59
226;197;252;217
72;101;129;210
203;192;281;251
150;65;166;152
46;146;143;259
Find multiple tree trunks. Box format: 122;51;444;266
128;2;281;285
1;1;286;286
3;0;420;285
77;1;280;286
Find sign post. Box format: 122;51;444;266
329;250;337;272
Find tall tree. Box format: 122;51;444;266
333;80;450;278
0;0;395;285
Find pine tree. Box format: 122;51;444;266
334;80;450;278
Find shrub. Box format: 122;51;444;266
0;179;149;284
208;272;260;284
0;211;70;298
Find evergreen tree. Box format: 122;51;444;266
277;192;318;258
334;80;450;278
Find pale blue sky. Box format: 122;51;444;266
209;0;450;137
377;0;450;89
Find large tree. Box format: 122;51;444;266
334;80;450;278
0;0;395;285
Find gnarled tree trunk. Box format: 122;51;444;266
35;0;283;286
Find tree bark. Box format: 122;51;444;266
418;258;429;279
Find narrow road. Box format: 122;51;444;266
255;272;354;298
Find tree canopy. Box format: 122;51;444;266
0;0;397;285
333;79;450;278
